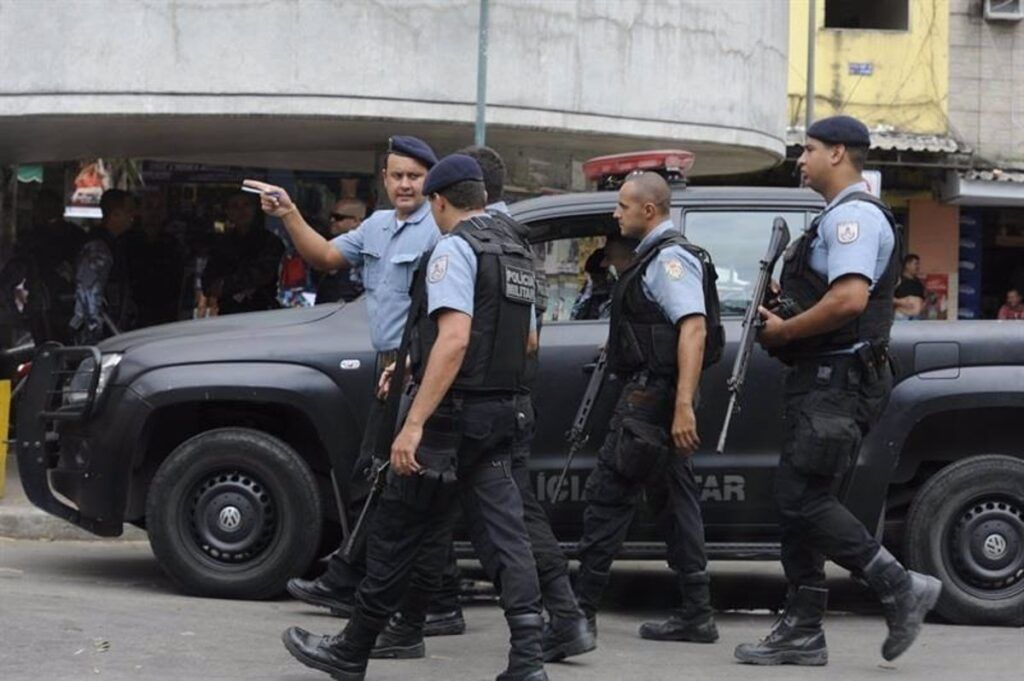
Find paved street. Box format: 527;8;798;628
1;538;1020;681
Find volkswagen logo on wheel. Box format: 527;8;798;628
982;533;1007;560
218;505;243;532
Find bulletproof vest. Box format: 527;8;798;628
777;191;903;358
87;228;134;330
607;229;724;377
409;214;537;394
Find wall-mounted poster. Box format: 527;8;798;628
65;159;111;219
922;273;958;320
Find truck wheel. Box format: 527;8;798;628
146;427;322;599
904;454;1024;626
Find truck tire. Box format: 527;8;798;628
904;454;1024;626
146;427;322;599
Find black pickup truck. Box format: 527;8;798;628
15;186;1024;627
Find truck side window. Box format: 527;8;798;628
683;210;808;317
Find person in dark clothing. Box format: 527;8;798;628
202;192;283;315
125;189;186;327
0;189;86;344
571;248;611;320
893;253;924;320
69;189;137;344
316;199;366;304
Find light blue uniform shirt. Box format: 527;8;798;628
808;181;895;290
487;201;511;216
425;215;536;330
635;219;706;324
331;201;440;351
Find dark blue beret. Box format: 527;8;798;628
423;154;484;195
807;115;871;147
388;135;438;169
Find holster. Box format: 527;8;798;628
614;416;671;483
391;412;460;511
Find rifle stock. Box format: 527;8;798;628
715;217;791;454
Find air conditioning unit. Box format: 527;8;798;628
985;0;1023;21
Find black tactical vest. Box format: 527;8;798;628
777;191;903;358
409;214;537;394
607;229;723;377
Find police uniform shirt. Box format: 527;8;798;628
424;218;536;330
487;201;511;216
635;219;706;324
331;201;440;351
808;182;895;289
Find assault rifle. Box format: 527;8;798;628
553;347;608;503
715;217;791;454
341;460;389;562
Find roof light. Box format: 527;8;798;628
582;150;696;189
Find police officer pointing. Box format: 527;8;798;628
245;135;441;616
282;154;548;681
735;115;941;666
575;171;719;644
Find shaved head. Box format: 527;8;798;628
623;172;671;217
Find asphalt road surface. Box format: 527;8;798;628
1;538;1020;681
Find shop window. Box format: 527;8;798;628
824;0;909;31
682;210;809;317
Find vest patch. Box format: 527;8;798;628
503;263;536;304
427;255;448;283
836;221;860;244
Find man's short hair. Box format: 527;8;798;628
439;179;487;210
624;171;671;216
844;144;868;171
100;189;132;217
903;253;920;266
458;146;505;204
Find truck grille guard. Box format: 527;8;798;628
15;343;103;529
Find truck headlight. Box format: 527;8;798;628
64;353;123;406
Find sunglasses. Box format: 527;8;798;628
330;213;355;222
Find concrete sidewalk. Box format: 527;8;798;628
0;455;145;541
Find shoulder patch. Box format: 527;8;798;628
836;221;860;244
427;255;448;283
662;258;685;280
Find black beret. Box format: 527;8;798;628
423;154;484;195
388;135;438;169
806;115;871;148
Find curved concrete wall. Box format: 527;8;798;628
0;0;789;180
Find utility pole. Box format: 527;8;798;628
805;0;816;130
474;0;490;146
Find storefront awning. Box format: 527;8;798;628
942;169;1024;207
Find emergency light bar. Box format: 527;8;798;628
582;150;695;190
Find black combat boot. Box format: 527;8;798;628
540;574;597;662
369;611;425;659
734;586;829;666
639;571;719;643
496;613;549;681
862;547;942;661
282;610;387;681
573;568;610;639
286;576;355;618
423;607;467;636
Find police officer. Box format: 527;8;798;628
367;146;595;664
244;135;441;617
573;171;718;645
282;154;547;681
69;189;137;344
735;115;941;666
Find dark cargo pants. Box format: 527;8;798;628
355;396;542;621
426;393;571;614
775;354;892;588
576;375;708;610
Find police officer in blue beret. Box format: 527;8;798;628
735;115;941;666
366;147;596;666
283;154;549;681
245;135;442;616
